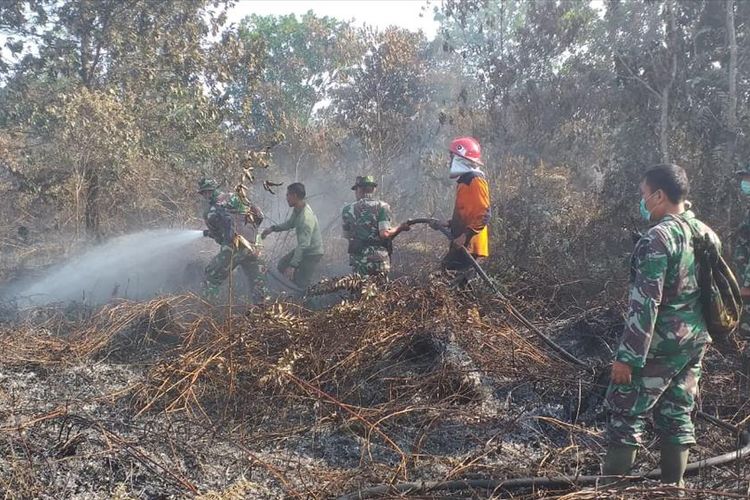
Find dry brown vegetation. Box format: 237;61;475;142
0;280;747;498
3;1;750;497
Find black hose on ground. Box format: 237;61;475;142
338;430;750;499
266;266;305;294
336;221;750;498
407;218;588;368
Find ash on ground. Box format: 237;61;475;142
0;281;746;499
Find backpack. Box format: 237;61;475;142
677;216;743;345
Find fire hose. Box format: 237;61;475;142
406;218;587;368
231;233;306;294
338;424;750;499
336;220;750;498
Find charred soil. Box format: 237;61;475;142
0;280;747;499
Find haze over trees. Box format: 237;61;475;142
1;0;749;295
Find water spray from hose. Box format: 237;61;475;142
13;229;205;305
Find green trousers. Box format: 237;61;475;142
278;250;322;288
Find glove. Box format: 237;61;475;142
203;229;210;237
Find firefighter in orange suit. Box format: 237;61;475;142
431;136;491;271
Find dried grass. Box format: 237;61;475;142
0;280;747;498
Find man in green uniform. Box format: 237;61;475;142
197;178;267;301
342;176;410;278
261;182;323;288
603;164;720;487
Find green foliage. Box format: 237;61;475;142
0;0;244;240
239;12;361;124
1;0;749;302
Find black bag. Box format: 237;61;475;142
206;206;234;246
678;217;743;344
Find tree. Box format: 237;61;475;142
0;0;248;239
329;27;431;191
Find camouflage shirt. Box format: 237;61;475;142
617;210;719;368
342;194;392;272
733;210;750;288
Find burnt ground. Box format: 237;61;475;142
0;281;748;499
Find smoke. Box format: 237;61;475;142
251;174;353;277
10;229;206;305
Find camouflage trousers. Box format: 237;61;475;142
606;342;707;447
204;245;268;301
350;254;389;278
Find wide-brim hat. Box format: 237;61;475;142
351;175;378;190
197;177;218;193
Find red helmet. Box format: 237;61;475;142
449;136;483;166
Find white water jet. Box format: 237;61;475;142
16;229;205;305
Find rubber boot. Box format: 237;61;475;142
602;443;637;484
660;443;689;487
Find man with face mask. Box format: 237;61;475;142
603;164;721;488
431;137;491;273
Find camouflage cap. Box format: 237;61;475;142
351;175;378;190
197;177;218;193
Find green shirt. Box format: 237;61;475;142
273;203;323;267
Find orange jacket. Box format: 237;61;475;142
451;171;490;257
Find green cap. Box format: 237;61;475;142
197;177;218;193
351;175;377;190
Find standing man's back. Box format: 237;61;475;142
342;175;409;278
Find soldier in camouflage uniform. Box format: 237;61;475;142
341;176;410;279
197;178;268;301
603;164;719;487
733;169;750;345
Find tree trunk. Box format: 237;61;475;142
726;0;738;166
725;0;738;242
84;167;101;241
659;87;670;164
660;0;677;164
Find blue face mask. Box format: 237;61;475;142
639;198;651;222
639;191;659;222
741;180;750;196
